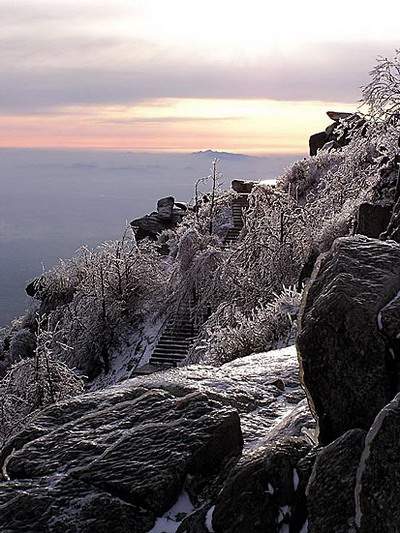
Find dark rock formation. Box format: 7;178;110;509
130;196;187;241
297;235;400;444
309;111;364;156
157;195;175;220
231;180;255;194
0;386;242;532
309;131;329;157
355;392;400;532
212;437;312;533
355;202;392;239
307;428;366;532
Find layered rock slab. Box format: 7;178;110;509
0;387;242;532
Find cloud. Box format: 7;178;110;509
0;41;396;115
0;0;398;115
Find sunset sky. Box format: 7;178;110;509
1;0;399;154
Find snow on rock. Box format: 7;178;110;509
300;519;309;532
0;384;242;532
90;314;164;390
293;468;300;491
0;345;314;531
204;505;215;532
132;345;314;449
149;490;195;533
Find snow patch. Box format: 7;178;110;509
377;310;383;331
149;490;195;533
266;482;275;495
300;519;309;532
293;468;300;491
278;505;291;531
205;505;215;532
377;289;400;332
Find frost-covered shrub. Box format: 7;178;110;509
361;49;400;124
279;151;344;199
9;328;36;362
38;233;167;377
188;287;301;365
0;318;84;444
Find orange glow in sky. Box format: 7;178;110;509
1;0;398;153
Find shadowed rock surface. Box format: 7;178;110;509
355;392;400;532
212;437;312;533
297;235;400;444
307;428;366;532
355;202;392;239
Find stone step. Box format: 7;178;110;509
153;346;189;355
160;333;194;340
151;352;187;360
156;338;191;345
163;323;195;331
150;357;185;366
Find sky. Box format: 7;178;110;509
1;0;399;154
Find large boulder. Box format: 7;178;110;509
307;428;366;532
355;392;400;532
297;235;400;444
212;437;312;533
0;385;242;532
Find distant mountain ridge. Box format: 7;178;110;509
191;149;251;160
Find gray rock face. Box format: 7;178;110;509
212;437;312;533
382;196;400;243
307;429;366;532
0;386;242;532
355;392;400;532
297;236;400;444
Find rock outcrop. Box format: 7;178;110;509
130;195;187;241
134;346;314;448
297;235;400;444
0;345;313;532
309;111;364;156
231;179;255;194
355;202;392;239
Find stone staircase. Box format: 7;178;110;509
135;194;249;374
149;303;200;367
223;195;249;245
